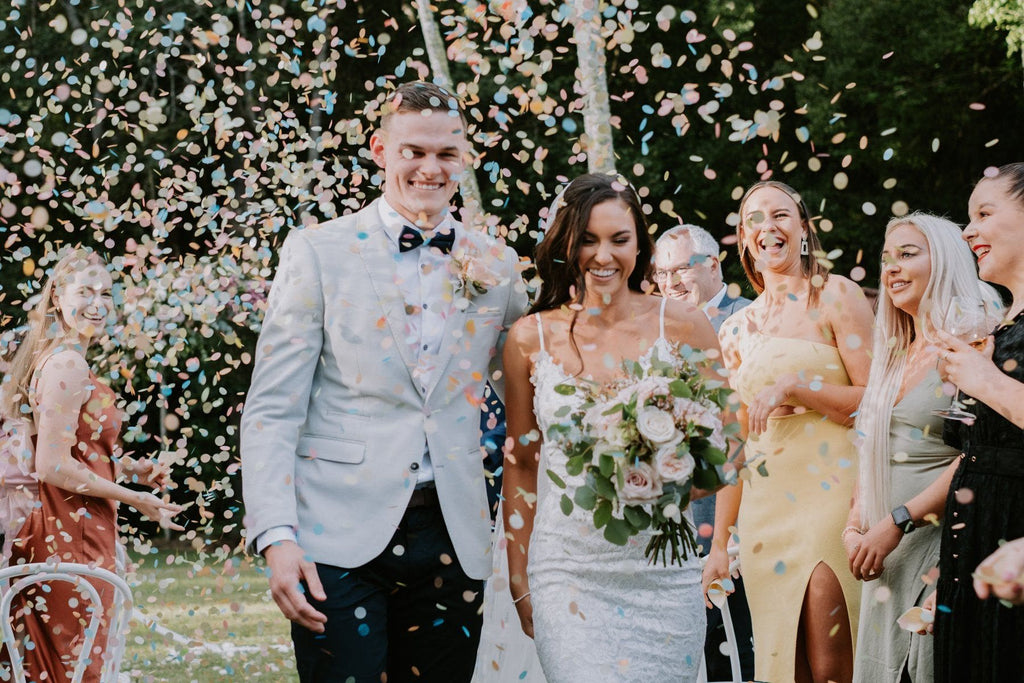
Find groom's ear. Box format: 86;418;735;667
369;129;387;169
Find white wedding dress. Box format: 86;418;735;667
474;303;705;682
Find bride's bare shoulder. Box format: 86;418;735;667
508;308;569;354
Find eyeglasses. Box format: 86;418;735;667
653;266;692;284
653;256;715;284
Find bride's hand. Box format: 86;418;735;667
513;593;534;639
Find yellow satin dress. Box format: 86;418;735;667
728;328;860;683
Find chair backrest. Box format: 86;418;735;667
0;562;133;683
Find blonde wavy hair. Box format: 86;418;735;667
0;247;108;425
856;213;1002;526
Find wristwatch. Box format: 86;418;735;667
891;505;916;534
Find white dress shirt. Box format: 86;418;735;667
703;284;728;319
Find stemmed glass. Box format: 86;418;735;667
932;296;993;422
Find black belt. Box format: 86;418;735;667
408;485;439;508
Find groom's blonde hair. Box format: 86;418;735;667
380;81;467;131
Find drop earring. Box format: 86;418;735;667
800;237;809;256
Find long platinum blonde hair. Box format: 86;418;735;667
0;247;107;425
857;213;1002;527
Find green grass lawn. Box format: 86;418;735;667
122;548;297;682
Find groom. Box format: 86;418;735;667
241;81;528;682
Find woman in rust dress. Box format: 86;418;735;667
1;248;183;682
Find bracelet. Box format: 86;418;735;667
512;592;531;604
841;525;864;541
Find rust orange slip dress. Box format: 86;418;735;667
4;372;121;683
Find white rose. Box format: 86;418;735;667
672;397;701;421
655;446;696;483
619;461;663;506
636;407;680;446
584;403;628;448
633;376;672;406
662;502;683;523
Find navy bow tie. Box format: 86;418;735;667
398;225;455;254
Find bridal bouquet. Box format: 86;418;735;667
545;345;736;565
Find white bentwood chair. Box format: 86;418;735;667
698;547;745;683
0;562;133;683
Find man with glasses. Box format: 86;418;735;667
654;224;749;328
654;224;754;681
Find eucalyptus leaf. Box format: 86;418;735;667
669;379;693;398
704;446;727;466
560;494;574;516
546;469;567;489
594;475;617;500
574;485;597;510
604;517;631;545
566;455;585;476
623;505;651;530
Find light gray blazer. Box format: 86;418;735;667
241;201;528;579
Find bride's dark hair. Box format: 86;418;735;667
529;173;653;315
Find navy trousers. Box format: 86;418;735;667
292;503;484;683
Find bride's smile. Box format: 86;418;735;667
578;199;640;301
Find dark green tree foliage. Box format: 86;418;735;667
763;0;1024;283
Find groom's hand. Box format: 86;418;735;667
265;541;328;632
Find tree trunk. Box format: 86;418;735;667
414;0;485;230
571;0;616;174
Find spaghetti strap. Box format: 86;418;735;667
534;313;546;353
658;295;668;342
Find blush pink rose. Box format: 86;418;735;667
619;461;663;505
655;446;696;483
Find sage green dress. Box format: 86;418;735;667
853;370;958;683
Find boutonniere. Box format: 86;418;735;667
449;236;503;299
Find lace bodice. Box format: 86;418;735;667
530;297;676;433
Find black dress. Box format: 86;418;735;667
936;311;1024;683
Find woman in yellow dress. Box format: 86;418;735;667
703;181;874;683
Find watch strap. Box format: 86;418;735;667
891;504;916;534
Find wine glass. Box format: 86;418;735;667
933;296;993;422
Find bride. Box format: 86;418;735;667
484;173;735;681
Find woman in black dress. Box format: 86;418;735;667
934;162;1024;682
